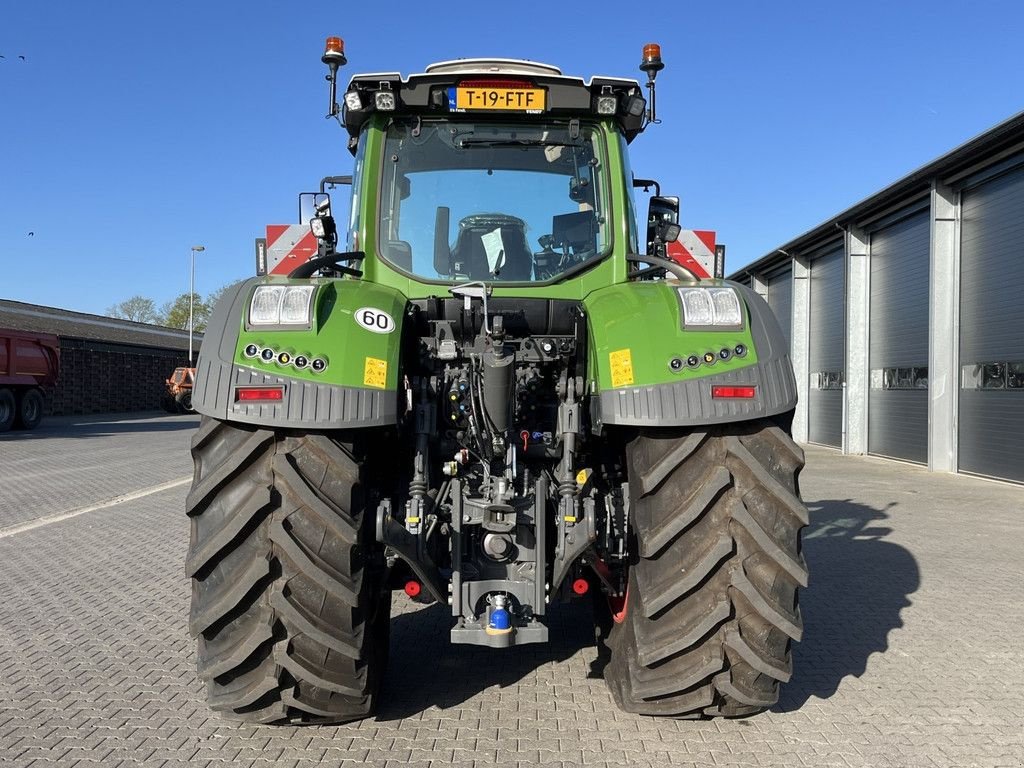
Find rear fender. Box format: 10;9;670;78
192;277;406;429
584;280;796;429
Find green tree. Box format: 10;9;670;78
206;281;241;313
161;292;212;332
106;295;159;324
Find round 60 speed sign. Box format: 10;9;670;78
354;307;396;334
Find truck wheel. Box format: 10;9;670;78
0;389;14;432
186;416;391;724
176;391;194;413
605;418;808;718
15;389;45;430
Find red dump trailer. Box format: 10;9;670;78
0;330;60;431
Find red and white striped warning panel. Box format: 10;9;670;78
667;230;717;279
264;225;317;275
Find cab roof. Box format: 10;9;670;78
341;59;647;148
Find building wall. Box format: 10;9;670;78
49;339;189;416
735;115;1024;483
807;246;845;448
957;164;1024;482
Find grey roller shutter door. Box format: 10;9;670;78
868;211;930;463
766;268;793;351
808;247;845;447
959;164;1024;483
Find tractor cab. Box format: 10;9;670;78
307;40;682;291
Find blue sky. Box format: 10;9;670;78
1;0;1022;316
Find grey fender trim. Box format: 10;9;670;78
591;355;797;429
591;282;798;429
191;278;398;429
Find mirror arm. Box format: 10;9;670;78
320;175;353;192
632;177;661;196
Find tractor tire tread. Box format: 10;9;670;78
605;417;807;718
187;415;387;724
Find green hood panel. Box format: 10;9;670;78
233;277;408;391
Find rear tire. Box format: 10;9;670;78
15;389;45;430
605;417;808;718
0;389;15;432
186;416;391;724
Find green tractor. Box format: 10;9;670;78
185;37;808;724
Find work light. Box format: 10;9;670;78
249;285;316;327
677;287;743;328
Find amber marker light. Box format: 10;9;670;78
640;42;664;74
322;36;347;67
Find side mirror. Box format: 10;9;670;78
646;195;680;256
299;192;332;225
659;222;681;243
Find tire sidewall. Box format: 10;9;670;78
0;389;15;431
17;389;44;430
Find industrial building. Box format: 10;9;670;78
0;300;196;416
731;110;1024;484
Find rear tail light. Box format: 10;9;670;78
236;387;284;402
711;385;756;399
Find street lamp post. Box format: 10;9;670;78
189;245;206;364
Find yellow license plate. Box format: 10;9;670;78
451;86;546;112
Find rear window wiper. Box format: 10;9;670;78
457;138;583;148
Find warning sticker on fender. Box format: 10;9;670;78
363;357;388;389
609;349;635;388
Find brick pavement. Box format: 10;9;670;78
0;413;197;530
0;421;1022;767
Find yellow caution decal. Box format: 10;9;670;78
363;357;388;389
609;348;635;387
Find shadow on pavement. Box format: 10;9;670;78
376;600;595;720
775;497;921;712
0;412;200;440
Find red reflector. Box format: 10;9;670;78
458;79;535;89
572;578;590;595
404;580;422;598
236;387;284;402
711;385;757;399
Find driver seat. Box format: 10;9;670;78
451;214;533;281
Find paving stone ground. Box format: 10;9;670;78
0;416;1022;767
0;413;196;530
